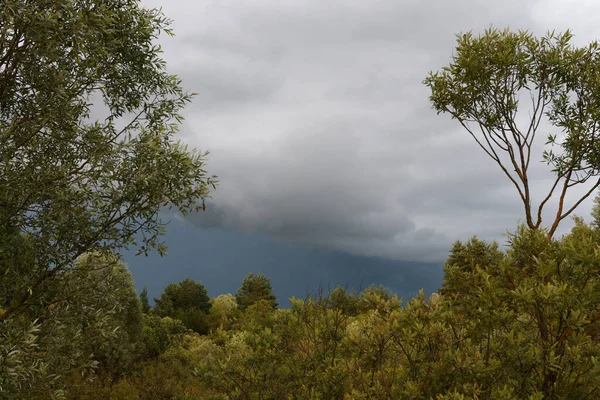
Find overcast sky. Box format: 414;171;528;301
140;0;600;263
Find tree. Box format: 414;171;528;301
441;237;505;300
61;253;144;375
140;287;151;314
0;0;215;396
1;252;144;397
235;273;278;311
0;0;216;325
424;28;600;238
154;279;211;333
591;191;600;230
328;286;359;316
208;294;239;330
140;314;187;359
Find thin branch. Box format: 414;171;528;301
536;172;566;228
555;177;600;227
455;118;500;161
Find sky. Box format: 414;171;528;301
124;222;444;306
126;0;600;303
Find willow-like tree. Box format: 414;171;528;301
0;1;215;395
0;0;215;322
425;28;600;238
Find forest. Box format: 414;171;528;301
3;0;600;399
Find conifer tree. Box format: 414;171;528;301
235;273;278;311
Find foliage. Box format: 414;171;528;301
235;273;278;311
153;279;211;334
425;27;600;238
140;314;187;359
0;0;215;322
1;252;144;398
0;318;58;399
140;287;151;314
208;294;240;331
46;220;600;399
100;223;598;399
0;0;214;396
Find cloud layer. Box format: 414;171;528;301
143;0;600;262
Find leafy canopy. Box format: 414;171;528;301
0;0;215;323
235;273;278;311
0;0;214;397
154;279;211;333
1;252;144;397
425;28;600;238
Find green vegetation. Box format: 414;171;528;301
154;279;212;334
235;273;278;311
0;0;214;397
424;28;600;238
61;221;600;399
140;287;151;314
2;1;600;397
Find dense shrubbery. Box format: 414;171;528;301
60;221;600;399
1;253;145;398
5;221;600;399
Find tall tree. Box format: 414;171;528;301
154;279;211;333
0;0;216;324
235;273;278;311
60;253;145;375
0;0;215;396
425;28;600;238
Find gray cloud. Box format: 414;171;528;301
142;0;600;262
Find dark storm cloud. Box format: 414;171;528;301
141;0;600;262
